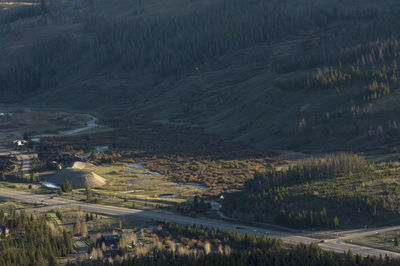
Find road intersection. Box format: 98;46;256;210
0;188;399;258
0;113;399;258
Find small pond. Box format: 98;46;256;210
42;182;60;189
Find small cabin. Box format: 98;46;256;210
103;235;120;248
13;140;28;150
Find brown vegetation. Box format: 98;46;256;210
39;120;277;195
0;155;18;174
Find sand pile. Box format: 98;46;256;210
71;161;95;169
48;161;105;188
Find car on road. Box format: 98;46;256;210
319;240;325;243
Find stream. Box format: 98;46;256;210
31;115;98;142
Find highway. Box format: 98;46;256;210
0;113;399;259
0;188;399;258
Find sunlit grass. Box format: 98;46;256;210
29;162;207;210
0;2;38;9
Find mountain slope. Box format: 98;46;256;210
1;0;400;152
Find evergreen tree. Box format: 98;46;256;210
81;221;88;237
73;220;81;236
30;171;36;182
333;216;339;228
39;0;49;14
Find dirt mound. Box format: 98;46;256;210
48;168;105;188
71;161;95;170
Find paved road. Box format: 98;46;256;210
0;113;399;258
0;188;399;258
68;237;89;265
60;237;88;266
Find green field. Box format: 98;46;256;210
69;162;207;208
0;198;42;210
352;230;400;253
46;207;153;233
1;160;207;211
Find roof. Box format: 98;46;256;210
13;140;27;146
104;235;120;247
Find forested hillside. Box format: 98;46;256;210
0;208;74;265
1;0;400;151
222;153;400;229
